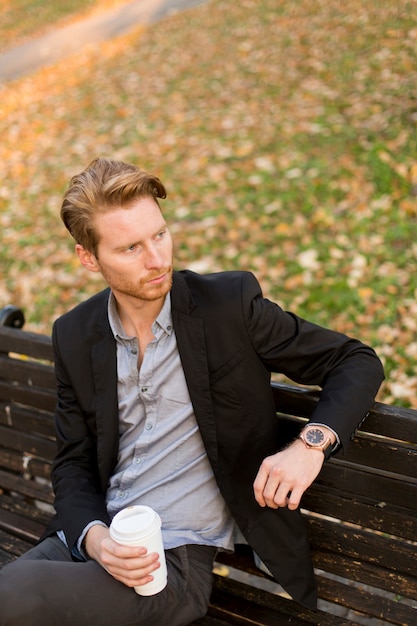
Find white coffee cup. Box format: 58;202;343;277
110;505;167;596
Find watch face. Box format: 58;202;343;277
305;428;325;446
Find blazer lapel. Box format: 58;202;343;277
171;274;218;471
91;330;119;490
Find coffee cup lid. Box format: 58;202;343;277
111;505;161;540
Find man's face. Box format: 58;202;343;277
77;196;173;304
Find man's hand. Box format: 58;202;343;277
253;437;327;510
84;524;161;589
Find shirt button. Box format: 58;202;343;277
145;423;153;430
167;325;172;331
141;386;148;393
134;457;142;464
131;348;137;355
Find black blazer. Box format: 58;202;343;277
45;270;384;607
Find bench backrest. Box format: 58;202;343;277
269;382;417;622
0;324;55;547
0;323;416;624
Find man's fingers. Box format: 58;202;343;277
253;444;319;510
253;464;269;506
286;487;303;510
254;459;288;508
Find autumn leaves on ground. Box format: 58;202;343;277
0;0;416;406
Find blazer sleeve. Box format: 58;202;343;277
50;319;111;554
242;272;385;449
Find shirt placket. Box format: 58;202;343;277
126;331;163;490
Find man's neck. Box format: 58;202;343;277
114;293;166;337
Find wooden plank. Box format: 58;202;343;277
0;527;34;555
0;326;53;361
0;354;56;389
0;509;45;544
217;535;417;609
0;380;56;412
313;551;417;601
308;516;416;577
193;618;239;626
342;438;417;479
262;408;416;479
193;618;238;626
302;487;416;542
0;493;53;529
0;448;52;481
0;468;54;504
0;527;35;566
276;410;417;477
208;576;353;625
0;425;56;460
314;461;417;513
274;410;417;472
362;401;417;440
271;383;417;442
316;572;417;626
0;403;55;438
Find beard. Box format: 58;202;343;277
99;264;174;302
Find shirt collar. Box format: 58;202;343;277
107;292;173;341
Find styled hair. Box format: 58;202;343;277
61;158;167;255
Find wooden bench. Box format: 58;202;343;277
0;307;416;626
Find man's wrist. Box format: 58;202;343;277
298;424;337;460
83;523;109;560
306;423;340;449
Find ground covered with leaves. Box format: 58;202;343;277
1;0;416;406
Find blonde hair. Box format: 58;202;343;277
61;158;167;255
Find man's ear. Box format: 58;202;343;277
75;244;100;273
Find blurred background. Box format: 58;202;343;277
1;0;416;406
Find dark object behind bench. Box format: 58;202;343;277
0;310;416;626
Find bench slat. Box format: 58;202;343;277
208;575;353;625
275;410;417;476
0;425;56;460
0;449;52;481
303;487;416;543
0;468;54;504
0;403;55;438
0;492;52;524
316;460;417;510
343;438;417;479
0;354;55;389
308;516;416;579
314;551;417;608
316;573;417;626
0;508;47;544
193;618;235;626
0;326;53;361
0;533;34;566
0;380;56;413
271;383;417;441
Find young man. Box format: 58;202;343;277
0;158;384;626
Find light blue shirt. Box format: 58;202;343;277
105;292;235;551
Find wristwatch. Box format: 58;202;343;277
299;425;333;461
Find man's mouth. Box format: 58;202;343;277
147;269;171;285
148;274;166;284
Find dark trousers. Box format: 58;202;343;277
0;536;216;626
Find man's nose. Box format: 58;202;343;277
145;245;164;269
